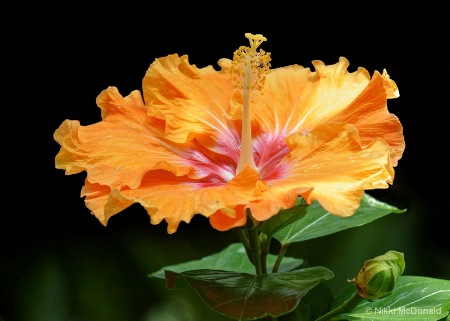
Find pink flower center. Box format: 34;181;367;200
254;132;290;181
184;130;289;185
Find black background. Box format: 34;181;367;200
2;6;449;321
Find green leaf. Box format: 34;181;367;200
333;276;450;321
259;198;309;236
149;243;303;280
273;193;406;245
165;267;334;320
294;280;334;321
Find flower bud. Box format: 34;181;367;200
353;250;405;301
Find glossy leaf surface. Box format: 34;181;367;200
165;267;334;320
274;193;406;245
333;276;450;321
258;198;309;237
149;243;303;280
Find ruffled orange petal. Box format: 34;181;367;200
208;177;271;231
143;54;238;146
54;87;193;190
329;71;404;166
382;69;400;99
54;119;86;175
247;185;313;222
249;122;394;220
81;166;264;234
249;57;371;134
208;205;247;232
240;56;403;166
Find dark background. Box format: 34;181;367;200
2;7;449;321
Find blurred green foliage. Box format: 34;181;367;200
1;177;448;321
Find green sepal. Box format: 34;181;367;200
354;250;405;301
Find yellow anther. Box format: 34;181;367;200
230;33;271;93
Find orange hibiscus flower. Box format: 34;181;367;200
54;33;404;234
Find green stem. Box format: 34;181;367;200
314;291;364;321
272;243;289;273
260;232;271;274
233;227;254;264
246;209;263;275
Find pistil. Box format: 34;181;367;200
231;33;271;174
